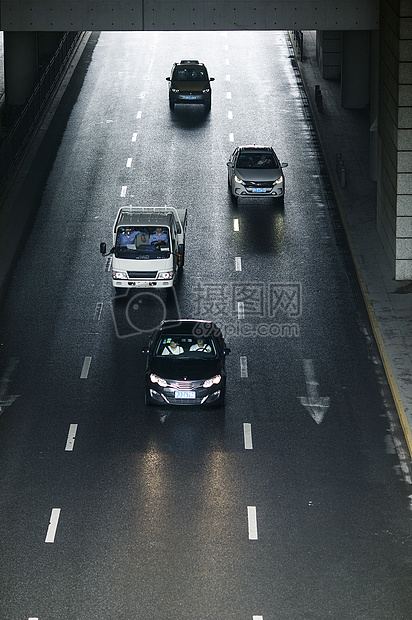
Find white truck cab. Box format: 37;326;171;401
100;206;187;289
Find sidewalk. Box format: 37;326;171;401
293;31;412;452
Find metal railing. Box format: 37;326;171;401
0;31;82;193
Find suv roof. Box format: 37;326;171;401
179;59;201;65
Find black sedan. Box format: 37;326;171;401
142;320;230;406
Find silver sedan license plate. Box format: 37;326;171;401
175;390;196;399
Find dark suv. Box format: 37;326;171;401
166;60;214;111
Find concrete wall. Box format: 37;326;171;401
0;0;379;31
378;0;412;279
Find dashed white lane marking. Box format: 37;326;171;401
136;110;142;118
93;302;103;321
229;132;234;142
226;91;232;99
80;357;92;379
243;423;253;449
28;617;39;620
235;256;242;271
240;356;248;378
132;133;137;142
253;616;263;620
233;218;239;231
247;506;258;540
228;110;233;119
121;185;127;197
226;74;230;81
126;158;133;168
45;508;61;543
65;424;78;451
237;301;244;319
225;58;230;65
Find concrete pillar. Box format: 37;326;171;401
341;31;370;108
316;30;341;79
4;32;39;107
378;0;412;280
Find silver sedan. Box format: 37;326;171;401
227;145;288;205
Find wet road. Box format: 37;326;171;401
0;30;412;620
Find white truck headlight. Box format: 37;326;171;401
112;270;128;279
157;271;174;280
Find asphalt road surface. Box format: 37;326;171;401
1;30;412;620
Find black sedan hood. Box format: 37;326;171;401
149;357;221;380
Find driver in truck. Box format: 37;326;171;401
149;227;168;245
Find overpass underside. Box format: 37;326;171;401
0;0;411;281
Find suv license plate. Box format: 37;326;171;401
175;390;196;399
251;188;267;193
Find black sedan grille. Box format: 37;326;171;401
127;271;158;279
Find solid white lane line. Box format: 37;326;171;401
237;301;244;319
132;133;137;142
226;91;232;99
235;256;242;271
136;110;142;119
247;506;258;540
80;357;92;379
93;302;103;321
121;185;127;197
243;423;253;449
228;110;233;119
240;356;248;378
233;218;239;231
45;508;61;543
65;424;78;451
126;158;132;168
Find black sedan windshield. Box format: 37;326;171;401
155;335;216;358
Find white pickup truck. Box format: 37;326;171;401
100;206;187;290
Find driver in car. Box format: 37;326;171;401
149;227;169;245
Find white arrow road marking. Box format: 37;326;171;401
45;508;61;543
299;359;330;424
0;357;19;414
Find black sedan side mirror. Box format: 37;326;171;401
166;77;171;81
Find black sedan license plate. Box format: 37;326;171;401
175;390;196;399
